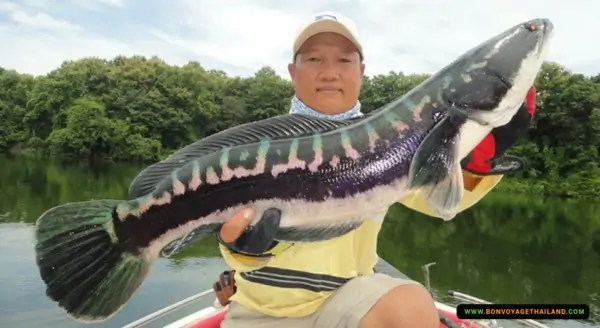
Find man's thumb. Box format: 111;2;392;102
219;208;254;243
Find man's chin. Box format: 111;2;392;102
311;99;352;115
315;90;344;103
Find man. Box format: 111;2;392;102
214;11;537;328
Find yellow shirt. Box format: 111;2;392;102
219;173;503;317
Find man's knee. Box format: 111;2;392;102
360;283;439;328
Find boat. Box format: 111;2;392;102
123;259;550;328
157;296;476;328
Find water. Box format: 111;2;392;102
0;154;598;328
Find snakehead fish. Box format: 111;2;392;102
33;18;553;323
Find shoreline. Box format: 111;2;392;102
4;151;599;200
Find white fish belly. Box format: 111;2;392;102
256;178;410;229
143;178;411;259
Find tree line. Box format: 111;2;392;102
1;56;599;197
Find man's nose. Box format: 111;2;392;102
319;62;340;80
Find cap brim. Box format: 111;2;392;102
292;20;363;59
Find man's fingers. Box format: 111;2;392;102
219;208;254;243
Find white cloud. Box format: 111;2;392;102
0;0;598;79
95;0;124;7
9;9;80;31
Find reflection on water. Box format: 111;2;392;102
0;154;598;327
0;222;230;328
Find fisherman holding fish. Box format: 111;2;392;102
214;11;539;328
32;10;551;328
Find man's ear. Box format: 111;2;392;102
288;63;298;88
288;62;296;79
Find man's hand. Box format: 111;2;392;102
217;207;282;256
213;270;236;306
461;86;537;177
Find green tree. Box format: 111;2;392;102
0;57;599;197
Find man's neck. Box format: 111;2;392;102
288;95;363;120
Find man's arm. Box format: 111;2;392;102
218;244;278;271
399;172;503;218
219;240;295;272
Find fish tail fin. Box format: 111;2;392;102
34;199;152;323
408;116;464;220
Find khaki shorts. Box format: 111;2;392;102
220;273;420;328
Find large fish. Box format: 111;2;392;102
33;18;553;323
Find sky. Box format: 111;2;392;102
0;0;598;79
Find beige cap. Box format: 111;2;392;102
292;11;363;60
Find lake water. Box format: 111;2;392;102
0;154;598;328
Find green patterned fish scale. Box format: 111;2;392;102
383;111;399;124
312;134;323;153
219;147;231;168
204;166;220;184
188;160;202;191
239;149;250;161
257;139;270;159
288;138;300;158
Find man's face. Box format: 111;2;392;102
288;32;365;115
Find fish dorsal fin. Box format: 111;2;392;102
128;113;366;198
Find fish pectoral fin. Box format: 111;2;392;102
275;218;364;243
421;162;464;220
408;115;461;189
408;115;464;220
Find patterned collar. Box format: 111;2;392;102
288;95;363;120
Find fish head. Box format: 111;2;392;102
441;18;554;159
406;19;553;219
